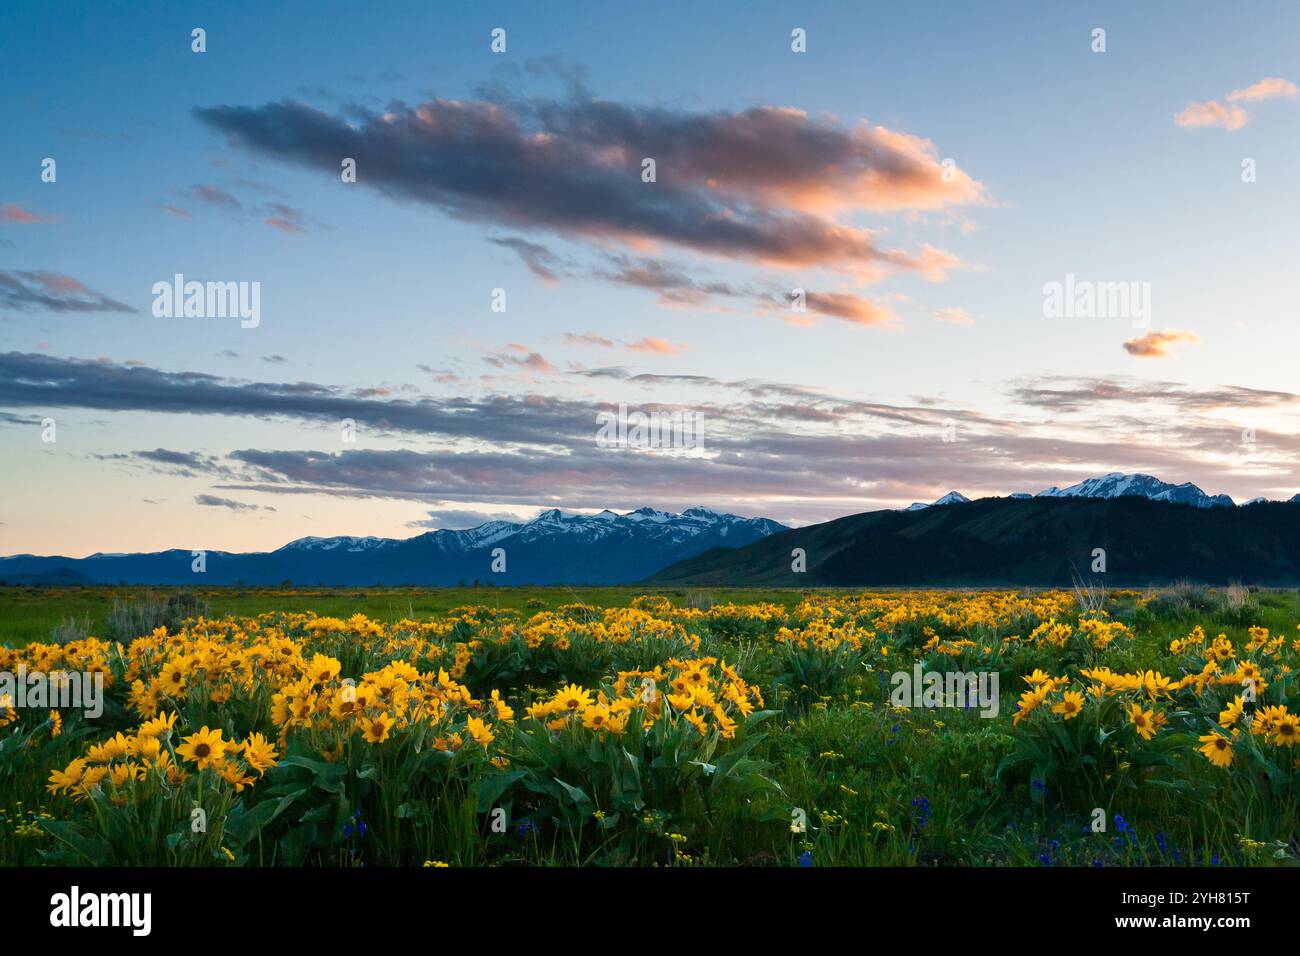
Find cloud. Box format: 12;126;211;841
590;254;755;305
263;203;311;234
181;186;319;234
1177;78;1296;131
491;229;946;329
801;291;898;327
490;236;567;282
194;493;273;512
625;337;688;355
0;203;56;224
933;307;974;325
8;352;1300;521
579;249;903;327
1010;376;1300;413
0;410;42;426
1174;100;1247;130
138;449;213;468
1227;76;1298;102
483;345;558;374
562;331;615;348
1122;329;1200;358
157;203;192;219
0;271;135;313
193;95;979;275
264;217;302;234
190;184;242;208
406;507;523;530
120;448;230;479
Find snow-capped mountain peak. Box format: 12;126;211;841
898;475;1249;512
1035;473;1233;508
278;535;390;553
931;491;970;506
418;506;786;551
903;491;971;511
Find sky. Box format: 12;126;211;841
3;0;1300;556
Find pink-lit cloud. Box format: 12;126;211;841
1123;329;1200;358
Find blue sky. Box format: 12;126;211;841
3;1;1300;555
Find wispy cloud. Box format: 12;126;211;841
561;331;616;348
8;352;1299;522
263;202;313;234
483;345;558;374
1176;76;1296;130
0;271;134;313
1123;329;1200;358
1174;100;1247;130
625;337;688;355
195;493;275;512
190;184;242;208
934;307;974;325
0;203;57;224
407;507;524;530
1227;76;1298;102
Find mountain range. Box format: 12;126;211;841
5;473;1300;587
902;472;1249;511
651;477;1300;587
0;508;786;586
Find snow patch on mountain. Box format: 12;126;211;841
279;535;391;553
898;474;1256;512
277;507;785;556
1035;473;1234;508
902;491;971;511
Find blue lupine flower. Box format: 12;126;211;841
911;796;931;828
797;851;813;867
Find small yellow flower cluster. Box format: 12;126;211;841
271;658;508;754
525;658;762;740
46;712;279;801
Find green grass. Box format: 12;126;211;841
0;584;807;647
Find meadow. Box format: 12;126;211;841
1;584;1297;867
